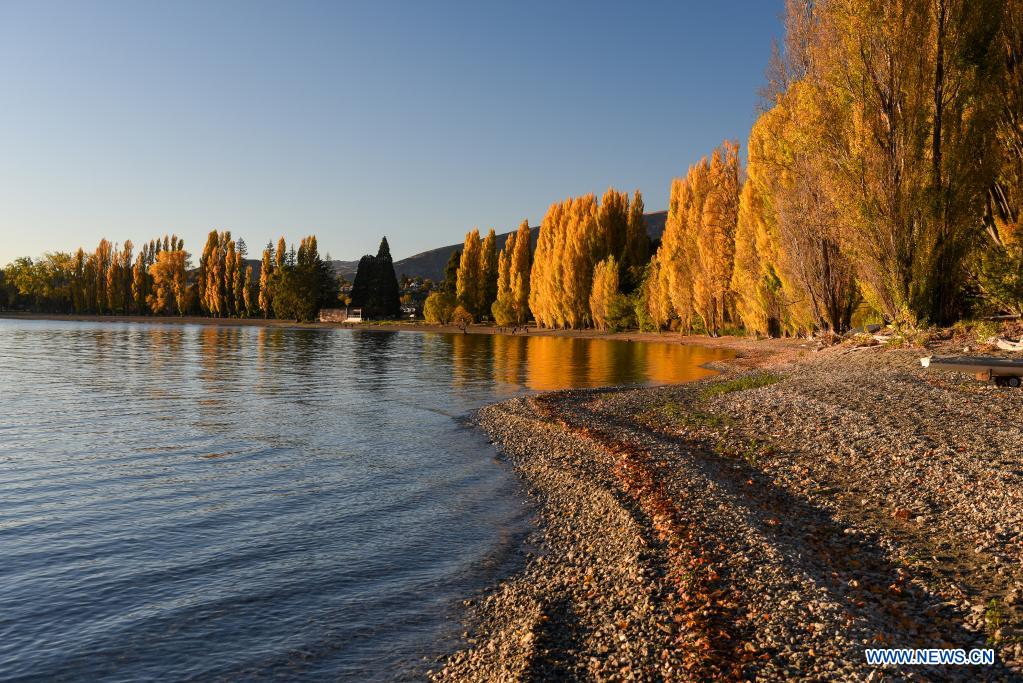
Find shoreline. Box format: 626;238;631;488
0;311;800;358
434;338;1023;680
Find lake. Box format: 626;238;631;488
0;319;731;681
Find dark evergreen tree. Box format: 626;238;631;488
442;249;461;295
350;237;401;319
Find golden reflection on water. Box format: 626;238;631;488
182;324;731;400
452;333;732;391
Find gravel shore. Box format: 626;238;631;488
432;340;1023;681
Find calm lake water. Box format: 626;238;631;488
0;319;731;681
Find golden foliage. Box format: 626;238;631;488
655;142;741;335
147;247;190;316
589;255;620;331
530;190;646;329
456;228;483;318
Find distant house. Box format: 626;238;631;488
318;307;363;323
399;304;417;319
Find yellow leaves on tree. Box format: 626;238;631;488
456;228;483;319
510;220;531;321
258;246;273;318
655;142;741;336
641;253;673;332
530;190;647;329
589;255;619;331
493;220;532;327
147;246;190;316
696;143;740;336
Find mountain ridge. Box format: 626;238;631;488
329;210;668;283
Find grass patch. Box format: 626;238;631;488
639;402;730;429
985;598;1004;645
699;372;784;400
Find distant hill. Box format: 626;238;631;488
334;211;668;284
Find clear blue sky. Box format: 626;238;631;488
0;0;782;265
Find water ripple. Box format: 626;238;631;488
0;319;731;681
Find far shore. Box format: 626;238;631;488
0;311;804;357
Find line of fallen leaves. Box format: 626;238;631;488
532;394;756;681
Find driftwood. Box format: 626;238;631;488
994;338;1023;352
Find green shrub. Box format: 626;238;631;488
424;291;456;324
605;293;636;332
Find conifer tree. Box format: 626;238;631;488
442;249;461;295
624;191;649;288
349;237;399;320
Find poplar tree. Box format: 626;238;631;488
589;255;620;331
492;231;517;326
243;265;256;316
259;244;274;318
147;238;190;315
807;0;1002;323
456;229;483;318
653;142;741;335
509;220;531;323
480;228;498;317
640;253;673;331
224;239;238;317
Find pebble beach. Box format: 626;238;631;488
432;337;1023;681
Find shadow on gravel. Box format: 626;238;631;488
526;593;583;680
546;388;1016;681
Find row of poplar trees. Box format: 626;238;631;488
2;236;192;316
435;0;1022;336
3;231;337;321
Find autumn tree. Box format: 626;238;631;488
624;191;649;289
147;240;190;316
734;78;857;335
481;229;498;317
453;305;473;333
509;220;531;323
645;142;744;336
589;255;620;331
258;244;274;318
639;253;673;331
424;291;456;324
808;0;1003;324
530;191;646;329
456;229;484;318
243;265;256;317
492;233;516;326
976;0;1023;312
